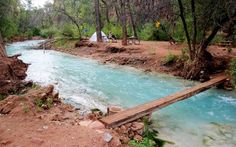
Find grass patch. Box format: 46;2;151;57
163;52;178;65
34;97;53;109
31;83;40;89
23;103;30;113
0;94;7;101
178;48;189;61
54;38;78;49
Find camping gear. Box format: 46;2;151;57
89;31;108;42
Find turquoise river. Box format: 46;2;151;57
6;40;236;147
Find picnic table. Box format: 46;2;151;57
128;36;140;45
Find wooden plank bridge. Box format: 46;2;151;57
100;75;229;128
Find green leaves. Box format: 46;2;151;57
230;57;236;85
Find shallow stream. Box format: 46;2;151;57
6;40;236;147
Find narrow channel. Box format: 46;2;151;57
7;40;236;147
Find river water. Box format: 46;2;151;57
6;40;236;147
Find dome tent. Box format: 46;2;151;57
89;31;108;42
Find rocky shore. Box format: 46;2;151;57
0;82;150;146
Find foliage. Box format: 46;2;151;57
130;137;155;147
0;17;18;39
179;48;189;61
230;57;236;85
0;94;7;101
81;23;96;37
227;48;232;53
34;97;53;109
32;27;41;36
103;23;122;39
212;35;224;44
172;20;186;42
54;38;77;49
130;117;174;147
61;24;75;37
163;52;178;65
41;27;57;38
31;83;40;89
138;23;156;41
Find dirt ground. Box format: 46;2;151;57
0;85;121;147
50;40;236;76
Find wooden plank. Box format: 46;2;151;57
100;75;228;128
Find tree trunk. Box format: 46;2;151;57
95;0;102;42
127;0;138;38
120;0;127;46
115;5;120;24
101;0;110;24
191;0;197;52
57;9;82;38
177;0;193;59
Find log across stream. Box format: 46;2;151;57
6;40;236;147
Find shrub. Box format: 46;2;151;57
34;97;53;109
172;20;186;42
25;29;33;38
138;23;156;41
179;48;189;61
163;52;178;65
227;47;232;53
0;94;7;101
41;27;57;38
32;27;41;36
61;24;75;37
103;23;122;39
130;137;155;147
231;57;236;85
129;117;174;147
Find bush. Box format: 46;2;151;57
41;27;57;38
103;23;122;39
61;24;75;37
138;22;169;41
163;52;178;65
129;117;174;147
25;29;33;38
34;97;53;109
227;47;232;53
130;137;155;147
138;23;156;41
0;17;18;39
212;34;224;44
172;20;186;42
0;94;7;101
179;48;189;61
32;27;41;36
231;57;236;85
